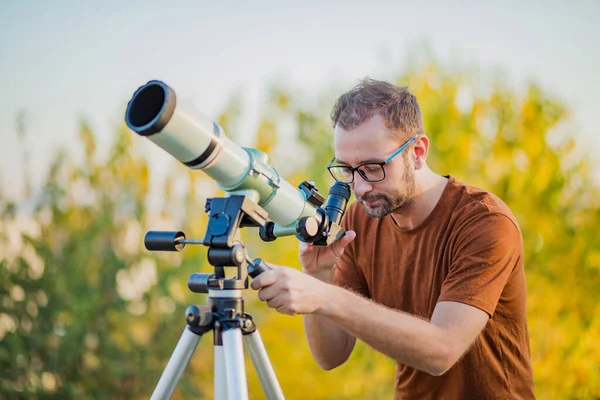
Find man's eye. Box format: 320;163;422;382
363;165;381;173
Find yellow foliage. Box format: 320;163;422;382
255;119;277;155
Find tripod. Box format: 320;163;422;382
145;195;285;400
150;284;283;400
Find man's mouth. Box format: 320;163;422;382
361;197;384;207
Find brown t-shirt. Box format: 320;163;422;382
334;176;534;400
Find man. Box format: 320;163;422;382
251;78;535;399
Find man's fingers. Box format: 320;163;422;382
250;268;279;290
266;296;283;309
258;285;278;302
298;241;314;254
331;230;356;256
340;230;357;245
277;306;296;316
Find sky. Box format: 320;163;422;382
1;0;598;199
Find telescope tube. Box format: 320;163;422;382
125;80;319;227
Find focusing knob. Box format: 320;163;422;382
297;216;320;241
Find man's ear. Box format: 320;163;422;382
413;135;429;170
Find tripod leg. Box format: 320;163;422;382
222;327;249;400
214;344;228;400
151;327;201;400
243;329;285;400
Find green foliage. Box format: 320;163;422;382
1;57;599;399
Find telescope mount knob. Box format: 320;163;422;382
297;216;320;241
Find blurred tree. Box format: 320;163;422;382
0;120;218;399
1;55;598;399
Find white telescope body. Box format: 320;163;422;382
125;80;318;227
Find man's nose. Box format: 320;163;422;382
351;172;373;197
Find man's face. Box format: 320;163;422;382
333;115;416;218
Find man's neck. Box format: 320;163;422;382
391;172;448;231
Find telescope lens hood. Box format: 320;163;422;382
126;80;177;137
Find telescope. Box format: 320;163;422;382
125;80;350;245
124;81;351;400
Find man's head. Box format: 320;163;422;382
329;78;427;218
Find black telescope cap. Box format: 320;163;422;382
125;80;177;137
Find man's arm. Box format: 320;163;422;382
303;312;356;370
252;267;488;376
297;230;359;370
321;286;489;375
301;267;356;370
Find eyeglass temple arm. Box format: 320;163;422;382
384;136;417;164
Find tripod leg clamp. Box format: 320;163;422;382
186;305;214;335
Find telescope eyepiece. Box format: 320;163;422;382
324;182;351;226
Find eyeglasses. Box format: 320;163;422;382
327;136;417;184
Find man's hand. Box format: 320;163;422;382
250;265;332;316
299;230;356;280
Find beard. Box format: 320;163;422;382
357;160;416;218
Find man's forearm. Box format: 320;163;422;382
302;267;355;370
319;284;454;376
303;314;355;370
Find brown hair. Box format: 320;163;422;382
331;78;424;141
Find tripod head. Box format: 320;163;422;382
145;194;267;293
144;180;350;294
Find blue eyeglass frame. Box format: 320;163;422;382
327;136;418;183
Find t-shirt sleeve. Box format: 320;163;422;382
333;204;370;298
438;212;522;317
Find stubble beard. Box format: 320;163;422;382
358;160;416;218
